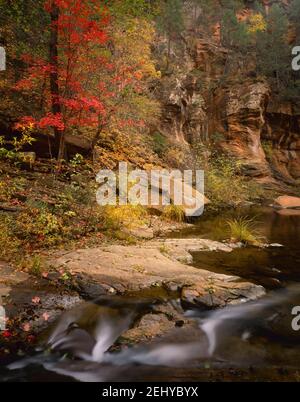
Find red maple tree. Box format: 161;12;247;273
15;0;150;162
15;0;110;160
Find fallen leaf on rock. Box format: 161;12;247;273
22;323;31;332
27;335;36;343
42;312;50;321
32;296;41;304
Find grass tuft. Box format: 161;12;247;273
162;205;185;223
226;216;260;245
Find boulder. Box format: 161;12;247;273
145;171;210;217
148;238;234;265
274;195;300;209
51;244;265;308
127;227;154;240
181;280;266;309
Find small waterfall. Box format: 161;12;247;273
188;284;300;357
7;285;300;382
47;297;154;361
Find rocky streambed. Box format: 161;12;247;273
0;236;266;366
1;204;300;382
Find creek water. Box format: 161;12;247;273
1;206;300;382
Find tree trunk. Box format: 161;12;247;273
166;36;171;71
49;1;65;161
90;130;101;154
90;121;104;155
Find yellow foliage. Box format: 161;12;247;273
89;15;161;145
112;18;160;80
101;205;149;230
162;205;185;223
226;217;260;245
247;13;267;34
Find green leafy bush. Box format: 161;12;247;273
152;132;167;157
205;155;264;209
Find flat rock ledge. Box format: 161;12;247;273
51;240;265;309
147;238;237;265
274;195;300;209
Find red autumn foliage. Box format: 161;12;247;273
39;113;65;131
14;0;109;137
14;0;147;156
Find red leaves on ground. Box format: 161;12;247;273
1;330;12;339
42;312;50;322
26;335;36;343
31;297;41;305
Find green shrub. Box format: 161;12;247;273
152;132;167;157
70;153;84;168
26;255;44;276
262;141;274;160
12;209;63;247
205;155;264;209
0;176;27;203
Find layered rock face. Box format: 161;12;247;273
263;102;300;182
156;26;299;185
158;73;207;145
214;81;272;179
156;38;225;166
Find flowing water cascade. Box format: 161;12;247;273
5;284;300;382
3;207;300;382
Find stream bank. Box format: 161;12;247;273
0;236;265;347
1;204;300;382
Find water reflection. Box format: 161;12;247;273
171;207;300;289
3;207;300;382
